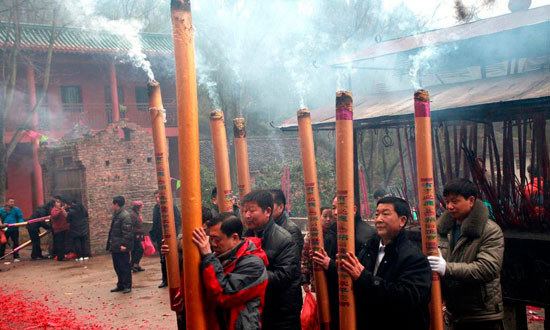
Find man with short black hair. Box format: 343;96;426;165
107;196;133;293
0;197;24;261
429;178;504;329
242;190;301;330
269;189;303;265
341;196;432;329
192;212;268;330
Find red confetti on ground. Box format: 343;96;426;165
0;288;107;329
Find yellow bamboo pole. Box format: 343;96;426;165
335;91;356;330
297;109;331;330
210;110;233;213
233;118;251;201
170;1;207;328
147;81;182;312
413;89;445;330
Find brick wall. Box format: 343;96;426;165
41;120;158;255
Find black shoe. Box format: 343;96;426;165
135;267;145;272
122;288;132;294
158;282;168;288
110;287;124;292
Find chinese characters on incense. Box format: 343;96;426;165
297;109;331;329
335;91;356;330
413;89;444;330
147;81;182;311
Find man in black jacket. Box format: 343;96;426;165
341;196;432;329
106;196;134;294
269;189;303;265
27;200;54;260
242;190;301;330
67;200;89;259
149;190;182;288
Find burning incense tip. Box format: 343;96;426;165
297;108;310;118
210;110;224;120
414;89;430;102
171;0;192;12
233;118;246;137
336;90;353;109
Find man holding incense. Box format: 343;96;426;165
192;212;268;330
0;197;24;261
340;196;432;329
429;179;505;329
242;190;301;330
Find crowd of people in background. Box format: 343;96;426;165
0;196;90;262
0;177;506;330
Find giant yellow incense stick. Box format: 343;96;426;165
148;81;182;312
170;1;207;328
297;109;331;330
335;91;356;330
233;118;251;201
210;110;233;213
413;89;444;330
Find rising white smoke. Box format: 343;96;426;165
61;0;155;81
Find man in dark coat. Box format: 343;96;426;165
312;196;376;329
269;189;303;266
242;190;301;330
341;196;432;330
106;196;134;293
150;190;182;288
27;200;53;260
67;200;89;259
192;212;268;330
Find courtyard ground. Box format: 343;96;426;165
0;248;177;329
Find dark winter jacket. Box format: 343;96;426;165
273;212;303;266
150;204;181;243
201;237;268;330
106;208;133;253
324;219;376;329
67;204;89;237
244;219;301;330
355;230;432;330
50;207;69;234
437;199;504;323
27;205;51;231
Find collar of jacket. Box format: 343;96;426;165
368;229;407;254
113;207;125;218
273;211;288;227
219;239;246;267
437;199;488;238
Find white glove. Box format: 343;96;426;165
428;255;446;276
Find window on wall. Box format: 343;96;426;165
61;86;83;111
36;86;50;130
135;87;148;111
104;86;126;122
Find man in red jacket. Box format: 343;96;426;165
192;212;268;330
50;196;69;261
